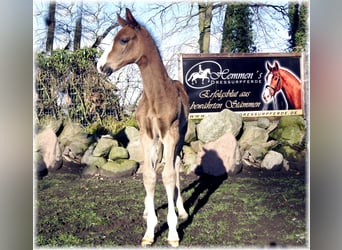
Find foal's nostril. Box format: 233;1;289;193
101;64;113;77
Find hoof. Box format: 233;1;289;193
141;237;153;247
179;212;189;221
167;240;179;247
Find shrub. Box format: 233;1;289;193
35;48;122;126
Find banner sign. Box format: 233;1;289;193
180;53;304;119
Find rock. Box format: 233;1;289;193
39;119;64;135
63;140;91;162
238;126;270;166
266;121;279;133
108;146;129;161
117;126;143;162
185;119;197;143
197;132;242;176
197;109;242;143
81;145;95;165
81;144;107;168
124;126;140;141
277;146;306;171
182;145;199;174
261;150;283;171
239;125;269;149
93;136;118;157
270;116;305;145
241;145;268;168
190;140;204;153
58;122;95;162
35;128;63;172
88;156;107;168
59;122;84;148
82;165;100;177
116;126;140;146
257;117;270;129
100;159;138;177
269;116;306;170
34;151;47;178
260;140;279;149
283;159;290;171
127;139;144;162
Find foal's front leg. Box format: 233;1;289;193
141;135;158;247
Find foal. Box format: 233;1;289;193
97;8;189;247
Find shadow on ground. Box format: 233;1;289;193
154;149;228;243
178;173;228;242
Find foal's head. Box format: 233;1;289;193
262;61;282;103
97;8;145;76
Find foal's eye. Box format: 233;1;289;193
119;38;129;45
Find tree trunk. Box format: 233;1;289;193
221;5;231;53
74;1;83;51
45;0;56;54
288;3;299;50
198;3;213;53
288;2;308;52
221;4;254;53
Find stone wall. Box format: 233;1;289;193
35;109;307;178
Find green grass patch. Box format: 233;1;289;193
35;171;307;247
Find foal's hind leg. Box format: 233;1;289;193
141;134;158;247
175;156;188;220
162;133;180;247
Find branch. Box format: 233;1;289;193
91;22;119;48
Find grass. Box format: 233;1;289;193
35;168;307;248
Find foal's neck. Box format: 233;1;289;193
136;31;171;97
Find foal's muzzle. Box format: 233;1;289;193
99;64;114;77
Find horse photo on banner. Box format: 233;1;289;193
262;61;302;111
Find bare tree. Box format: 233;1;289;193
73;1;83;51
35;1;125;52
198;2;213;53
91;23;119;48
250;3;290;51
45;0;56;54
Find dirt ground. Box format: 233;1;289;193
36;161;307;248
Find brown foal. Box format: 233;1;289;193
97;8;189;247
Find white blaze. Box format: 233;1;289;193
97;42;113;73
267;72;273;86
263;72;273;103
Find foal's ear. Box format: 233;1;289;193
125;8;139;28
117;13;128;27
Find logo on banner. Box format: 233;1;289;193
185;61;219;89
185;60;257;89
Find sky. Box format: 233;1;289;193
34;0;294;54
33;0;305;107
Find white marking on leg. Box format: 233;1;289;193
162;135;180;244
175;156;188;220
141;134;158;245
165;183;179;243
143;192;157;243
